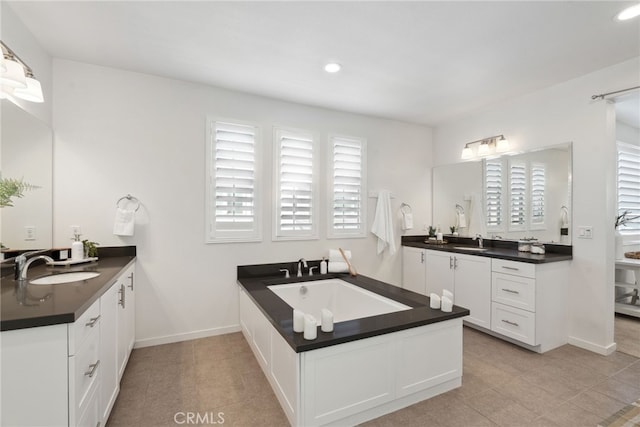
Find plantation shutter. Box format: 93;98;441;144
509;162;527;229
329;136;366;238
617;142;640;232
485;159;503;228
207;120;260;242
274;128;317;239
530;163;546;227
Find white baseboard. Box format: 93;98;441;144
568;335;617;355
133;324;242;348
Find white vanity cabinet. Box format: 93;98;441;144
425;250;492;329
401;246;427;295
490;258;569;352
117;264;136;379
0;261;136;427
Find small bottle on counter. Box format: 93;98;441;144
320;257;328;274
71;234;84;261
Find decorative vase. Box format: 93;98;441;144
615;229;624;260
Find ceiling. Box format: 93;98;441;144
7;1;640;127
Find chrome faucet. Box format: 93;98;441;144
15;252;54;281
297;258;308;277
473;234;484;248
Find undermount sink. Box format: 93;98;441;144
30;271;101;285
452;246;489;252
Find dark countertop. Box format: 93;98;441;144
1;247;136;331
401;235;572;264
237;263;469;353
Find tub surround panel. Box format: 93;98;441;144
237;264;469;352
1;246;136;331
401;235;572;263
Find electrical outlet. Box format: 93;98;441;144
24;226;36;241
577;226;593;239
71;225;82;238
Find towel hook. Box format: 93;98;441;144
455;204;465;214
116;194;141;212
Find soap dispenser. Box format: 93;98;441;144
320;257;328;275
71;233;84;261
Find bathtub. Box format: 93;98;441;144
267;279;411;323
238;273;466;426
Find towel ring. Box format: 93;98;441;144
400;202;412;214
116;194;141;212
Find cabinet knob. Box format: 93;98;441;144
85;315;101;328
84;360;100;378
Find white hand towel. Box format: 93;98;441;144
402;212;414;230
329;249;351;262
113;208;135;236
456;212;467;228
328;261;349;273
371;190;397;256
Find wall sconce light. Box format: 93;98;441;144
460;134;509;159
1;41;44;103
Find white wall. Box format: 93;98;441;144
52;59;432;346
0;3;52;125
433;57;640;355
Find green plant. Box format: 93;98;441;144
428;226;437;237
615;210;640;229
82;240;99;258
449;225;457;233
0;177;40;208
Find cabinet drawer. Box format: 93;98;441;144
492;259;535;279
491;303;536;346
76;378;100;427
492;273;536;312
71;325;100;416
69;298;101;355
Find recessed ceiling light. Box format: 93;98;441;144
324;62;341;73
616;3;640;21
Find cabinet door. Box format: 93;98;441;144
425;250;454;296
402;247;427;295
117;265;136;380
454;254;491;328
100;281;120;424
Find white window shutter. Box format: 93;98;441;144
274;127;318;240
485;159;503;229
509;162;527;230
329;135;366;238
617;142;640;233
206;120;260;243
530;163;546;228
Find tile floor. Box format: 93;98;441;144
108;326;640;427
615;314;640;358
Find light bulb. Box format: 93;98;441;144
13;76;44;103
0;58;27;88
461;146;473;159
324;62;341;73
478;142;489;155
617;3;640;21
496;137;510;152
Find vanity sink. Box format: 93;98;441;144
452;246;489;252
30;271;101;285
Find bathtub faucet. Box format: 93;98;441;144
297;258;308;277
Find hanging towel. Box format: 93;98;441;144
371;190;396;255
402;211;414;230
113;208;135;236
456;212;467;228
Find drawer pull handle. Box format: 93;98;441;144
118;284;126;309
502;266;519;271
85;315;101;327
128;272;134;290
84;360;100;378
501;319;519;327
502;288;520;294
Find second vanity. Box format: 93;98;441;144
402;236;572;353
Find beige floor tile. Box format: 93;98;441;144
592;377;640;404
542;401;603;427
496;377;563;415
466;388;537;426
568;389;630;419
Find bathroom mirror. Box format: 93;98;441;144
0;99;53;257
432;142;572;244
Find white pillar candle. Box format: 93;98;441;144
321;308;334;333
430;293;441;309
441;296;453;312
293;309;305;333
303;314;317;340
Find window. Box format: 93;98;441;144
206;119;260;243
273;127;318;240
530;163;546;228
617;142;640;233
484;159;504;229
328;135;367;238
509;161;527;230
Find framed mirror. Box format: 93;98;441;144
0;99;53;257
432;142;572;244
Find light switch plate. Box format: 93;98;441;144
578;226;593;239
24;226;36;241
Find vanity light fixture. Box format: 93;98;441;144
0;41;44;103
324;62;342;73
617;3;640;21
460;134;509;159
